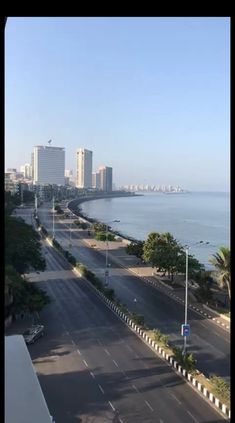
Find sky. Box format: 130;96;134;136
5;17;230;191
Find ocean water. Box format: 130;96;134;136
81;192;230;268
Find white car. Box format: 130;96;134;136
23;325;44;344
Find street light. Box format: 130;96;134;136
52;195;55;240
105;219;120;285
182;240;210;355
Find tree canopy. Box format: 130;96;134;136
143;232;203;281
5;214;46;274
209;247;230;301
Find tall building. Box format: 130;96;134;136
20;163;32;179
76;149;92;188
33;146;65;185
92;172;101;189
99;166;113;192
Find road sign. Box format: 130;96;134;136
181;324;190;337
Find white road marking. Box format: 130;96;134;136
90;371;95;379
119;419;124;423
71;340;75;345
134;353;139;359
109;401;115;411
170;393;182;405
104;348;110;356
98;384;105;394
126;345;133;352
132;384;140;393
145;400;154;411
83;359;88;367
159;419;164;423
97;339;102;346
77;349;82;355
187;410;199;423
113;359;119;367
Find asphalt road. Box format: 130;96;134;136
6;215;227;422
36;204;230;382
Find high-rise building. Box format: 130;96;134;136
20;163;32;179
92;172;101;189
99;166;113;192
76;149;92;188
33;146;65;185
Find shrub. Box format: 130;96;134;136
172;346;197;373
131;313;145;326
209;375;230;403
103;287;115;301
153;329;169;346
80;222;88;230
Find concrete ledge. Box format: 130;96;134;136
203;304;230;322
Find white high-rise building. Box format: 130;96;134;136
20;163;32;179
99;166;113;192
76;149;92;188
33;146;65;185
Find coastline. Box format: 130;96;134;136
68;191;142;244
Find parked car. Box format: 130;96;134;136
23;325;44;344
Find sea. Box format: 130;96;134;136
80;191;230;268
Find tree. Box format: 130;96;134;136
209;247;230;301
126;241;144;259
93;222;106;232
5;214;46;274
194;270;213;303
5;266;50;318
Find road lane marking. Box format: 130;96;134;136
109;401;115;411
119;419;124;423
126;345;133;352
113;359;119;367
170;393;182;405
104;348;110;356
96;339;102;346
187;410;199;423
83;359;88;367
98;384;105;394
77;349;82;355
159;420;164;423
71;340;75;345
145;400;154;411
132;384;140;393
90;371;95;379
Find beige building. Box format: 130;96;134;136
99;166;113;192
76;149;92;188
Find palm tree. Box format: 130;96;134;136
209;247;230;302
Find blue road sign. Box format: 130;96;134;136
181;324;190;337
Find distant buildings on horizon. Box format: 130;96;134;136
5;144;113;195
120;184;185;193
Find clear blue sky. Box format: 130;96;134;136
5;17;230;190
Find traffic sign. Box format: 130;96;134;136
181;324;190;337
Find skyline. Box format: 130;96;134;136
5;17;230;191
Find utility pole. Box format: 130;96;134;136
52;195;55;239
182;247;189;355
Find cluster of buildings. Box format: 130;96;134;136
5;145;113;200
120;184;185;193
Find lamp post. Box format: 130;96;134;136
69;209;72;248
105;219;120;285
52;195;55;240
181;240;210;355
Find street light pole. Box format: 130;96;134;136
105;219;120;285
52;195;55;240
183;247;189;355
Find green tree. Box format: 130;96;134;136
126;241;144;259
5;266;50;317
209;247;230;301
93;222;106;232
5;214;46;274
